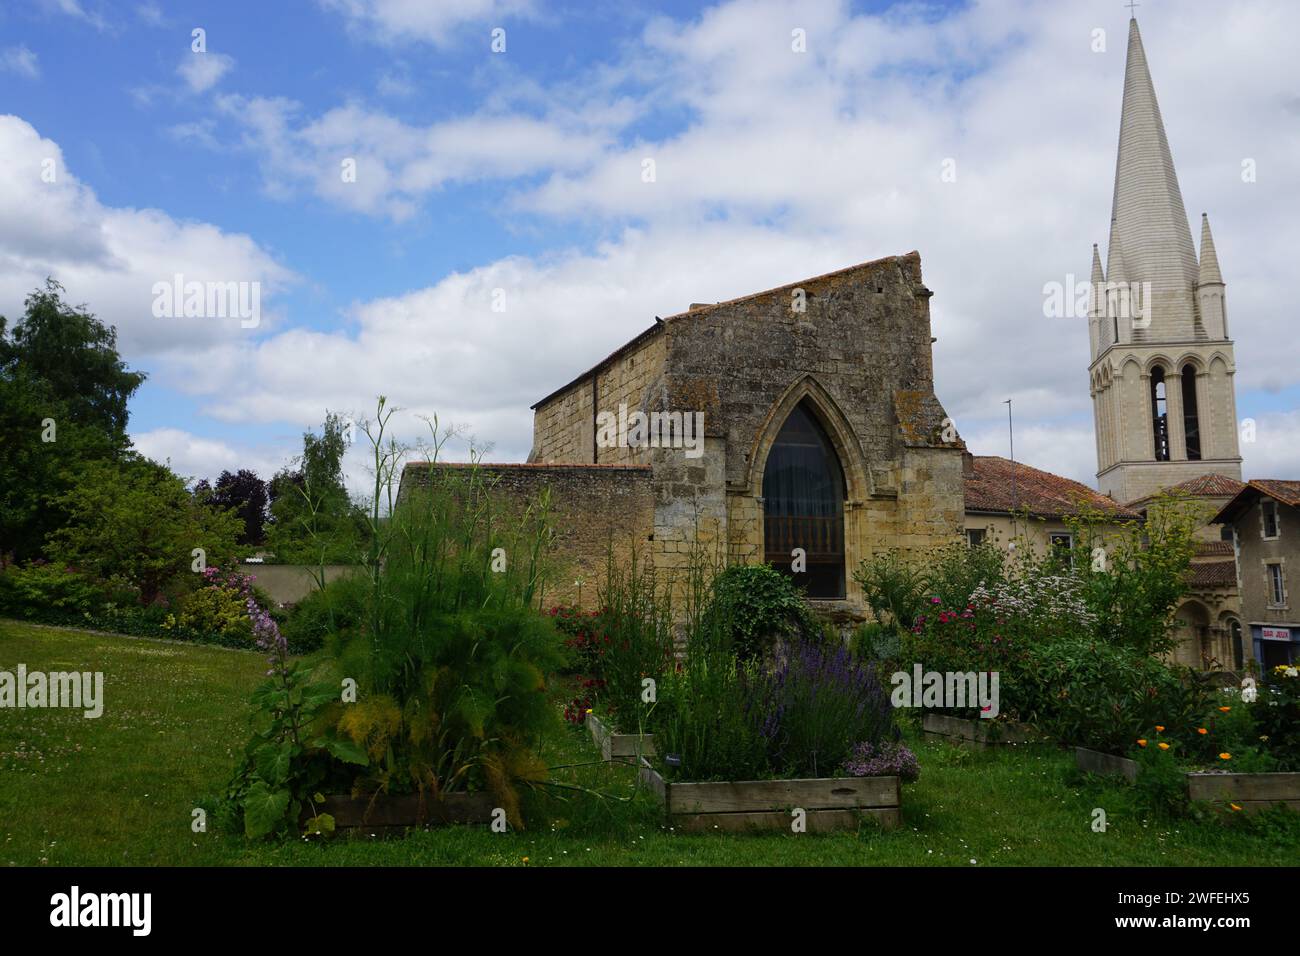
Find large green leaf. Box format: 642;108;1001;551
253;740;298;785
243;781;291;839
315;736;370;766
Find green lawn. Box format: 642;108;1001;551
1;618;1295;866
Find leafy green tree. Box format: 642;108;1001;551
0;279;145;439
45;457;243;603
0;281;145;561
197;469;269;546
265;413;367;563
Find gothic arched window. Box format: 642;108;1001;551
762;399;846;599
1150;366;1170;461
1181;364;1202;461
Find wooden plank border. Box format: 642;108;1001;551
1075;747;1140;783
587;712;655;761
922;713;1034;749
1187;772;1300;814
302;792;497;832
636;760;901;832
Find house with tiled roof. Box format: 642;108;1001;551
962;453;1138;558
1212;481;1300;668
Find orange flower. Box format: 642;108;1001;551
1155;725;1165;732
1219;706;1231;713
1158;742;1170;750
1219;752;1232;760
1197;727;1208;735
1137;739;1148;747
1230;803;1242;812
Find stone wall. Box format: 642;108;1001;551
514;251;966;619
398;462;655;610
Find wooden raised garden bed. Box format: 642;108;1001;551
1186;772;1300;814
636;760;901;832
922;713;1034;749
587;712;655;762
1075;746;1140;783
302;792;496;834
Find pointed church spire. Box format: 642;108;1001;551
1091;242;1105;286
1108;16;1198;319
1105;218;1127;286
1198;212;1224;285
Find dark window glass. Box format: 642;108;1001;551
763;400;846;599
1182;365;1201;460
1263;500;1279;538
1150;366;1170;461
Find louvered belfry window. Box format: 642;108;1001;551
762;399;846;599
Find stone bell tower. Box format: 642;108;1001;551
1088;16;1242;504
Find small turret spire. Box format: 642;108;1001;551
1198;212;1224;285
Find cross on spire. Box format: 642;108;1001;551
1125;0;1140;15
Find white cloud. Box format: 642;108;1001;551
130;427;291;486
0;115;296;362
213;94;615;219
1;46;40;80
38;0;111;31
15;0;1300;498
1241;411;1300;481
177;51;234;94
319;0;536;46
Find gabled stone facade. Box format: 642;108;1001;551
429;250;969;615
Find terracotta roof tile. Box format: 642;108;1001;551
1125;473;1246;508
1194;540;1235;556
964;456;1140;520
1250;479;1300;508
1187;560;1237;588
1211;479;1300;523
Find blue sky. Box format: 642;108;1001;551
2;0;1298;493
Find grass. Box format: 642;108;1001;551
2;618;1297;866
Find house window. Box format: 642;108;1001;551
1220;524;1234;542
1267;563;1286;607
1149;366;1170;461
763;399;846;599
1049;532;1074;566
1262;499;1280;539
966;528;986;548
1181;365;1201;460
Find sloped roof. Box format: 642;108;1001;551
1126;473;1246;509
1194;540;1234;557
1211;479;1300;524
1187;560;1237;588
964;456;1140;520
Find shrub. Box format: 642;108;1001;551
1025;638;1207;754
166;566;256;645
548;604;603;675
703;563;816;662
751;638;898;779
222;402;566;839
0;562;106;617
279;573;368;654
854;550;930;632
1130;732;1190;816
1256;665;1300;771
